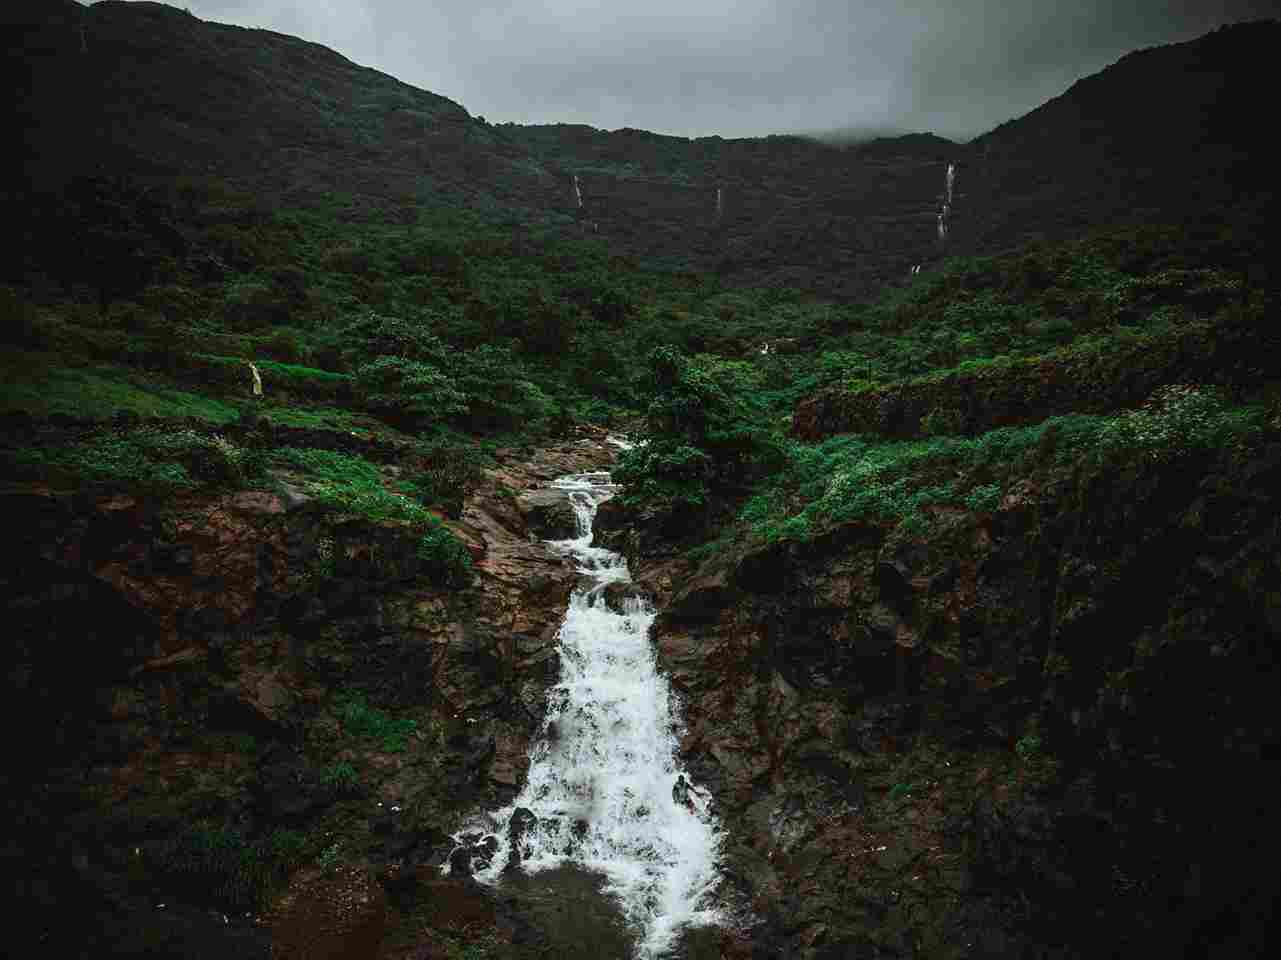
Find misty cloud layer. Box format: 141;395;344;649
179;0;1279;140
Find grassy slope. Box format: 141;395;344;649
3;185;1273;512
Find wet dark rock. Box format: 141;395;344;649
858;602;901;657
875;557;914;611
448;845;474;878
252;755;332;824
152;542;195;574
666;566;732;624
505;807;538;872
968;796;1057;887
450;833;499;877
517;488;579;540
600;581;650;614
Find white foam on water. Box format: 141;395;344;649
456;470;722;958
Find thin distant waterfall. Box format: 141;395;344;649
454;467;723;958
715;186;723;219
937;161;955;243
574;174;584;209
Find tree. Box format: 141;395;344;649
615;346;784;512
353;356;467;424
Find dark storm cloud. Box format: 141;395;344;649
178;0;1280;139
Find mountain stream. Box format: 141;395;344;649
453;465;723;957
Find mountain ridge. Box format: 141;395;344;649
10;3;1276;298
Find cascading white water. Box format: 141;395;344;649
574;174;584;209
458;467;722;958
937;162;956;242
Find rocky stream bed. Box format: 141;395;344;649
3;425;1278;958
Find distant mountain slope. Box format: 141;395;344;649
11;0;558;211
10;2;1275;299
963;19;1277;255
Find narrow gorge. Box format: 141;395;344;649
455;465;724;957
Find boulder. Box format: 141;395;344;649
600;581;650;614
253;754;333;823
505;807;538;871
516;488;579;540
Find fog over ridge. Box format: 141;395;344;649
168;0;1279;139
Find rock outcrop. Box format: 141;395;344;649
0;427;620;959
631;436;1281;956
514;488;579;540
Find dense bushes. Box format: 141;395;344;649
405;435;486;518
9;425;266;491
179;354;351;402
793;307;1277;441
615;346;784;513
353;356;468;421
146;823;307;912
416;519;473;588
742;390;1271;544
271;446;473;585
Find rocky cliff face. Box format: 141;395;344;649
0;423;620;958
4;418;1278;957
610;435;1281;956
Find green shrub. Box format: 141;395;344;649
920;405;965;436
336;311;453;367
963;483;1003;512
887;782;914;804
617;346;784;512
1097;384;1262;460
9;426;263;491
319;761;359;793
353;355;468;421
146;822;307;911
275;447;381;488
184;354;350;401
259;327;311;364
417;519;473;588
454;343;558;433
407;436;486;517
274;446;434;524
337;694;417;752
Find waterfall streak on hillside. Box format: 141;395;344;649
937;162;955;243
574;174;584;209
462;467;722;957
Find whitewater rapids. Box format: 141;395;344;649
456;468;723;957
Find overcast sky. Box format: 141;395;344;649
175;0;1279;140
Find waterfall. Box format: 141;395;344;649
574;174;584;209
248;362;263;397
715;186;723;219
456;468;723;957
937;162;955;243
